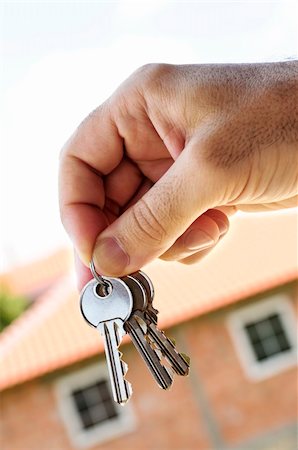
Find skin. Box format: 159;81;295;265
59;62;298;289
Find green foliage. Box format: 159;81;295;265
0;288;28;332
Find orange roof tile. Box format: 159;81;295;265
0;248;73;297
0;210;297;391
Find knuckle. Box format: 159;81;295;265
135;63;159;75
135;63;169;79
130;198;167;246
134;63;175;94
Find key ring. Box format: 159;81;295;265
90;260;109;289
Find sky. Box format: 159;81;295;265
0;0;297;271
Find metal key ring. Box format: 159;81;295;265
90;260;109;288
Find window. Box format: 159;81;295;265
72;380;118;429
227;294;297;380
55;363;136;448
244;314;291;362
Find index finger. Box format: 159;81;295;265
59;104;123;265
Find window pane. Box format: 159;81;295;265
97;380;112;401
254;319;274;340
276;332;291;352
80;409;94;429
88;404;108;424
104;399;118;419
251;341;267;361
82;385;102;407
269;314;284;334
245;323;259;343
261;335;281;357
72;390;87;411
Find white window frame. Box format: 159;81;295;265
54;362;136;448
227;293;297;381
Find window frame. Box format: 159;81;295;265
227;293;297;381
54;362;136;448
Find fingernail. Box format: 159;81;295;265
93;238;129;276
184;230;215;251
216;219;229;236
206;210;229;236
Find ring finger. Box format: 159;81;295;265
159;209;229;262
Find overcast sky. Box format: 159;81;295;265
1;1;297;270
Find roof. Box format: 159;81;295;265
0;248;72;297
0;210;297;391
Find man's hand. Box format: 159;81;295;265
59;62;298;288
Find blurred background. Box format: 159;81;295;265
0;2;297;450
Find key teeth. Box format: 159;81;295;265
117;353;133;405
117;345;132;386
167;337;191;372
120;357;128;375
168;337;176;347
145;323;191;377
180;352;191;367
114;328;129;376
110;321;133;404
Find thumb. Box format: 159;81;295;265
93;145;221;276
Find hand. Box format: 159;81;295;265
59;62;298;288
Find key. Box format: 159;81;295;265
146;321;190;376
130;271;190;377
131;271;158;324
80;277;133;405
123;275;173;390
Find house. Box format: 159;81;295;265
0;211;297;450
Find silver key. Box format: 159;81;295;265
80;277;133;405
123;275;173;390
146;321;190;376
131;271;158;324
130;271;190;377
